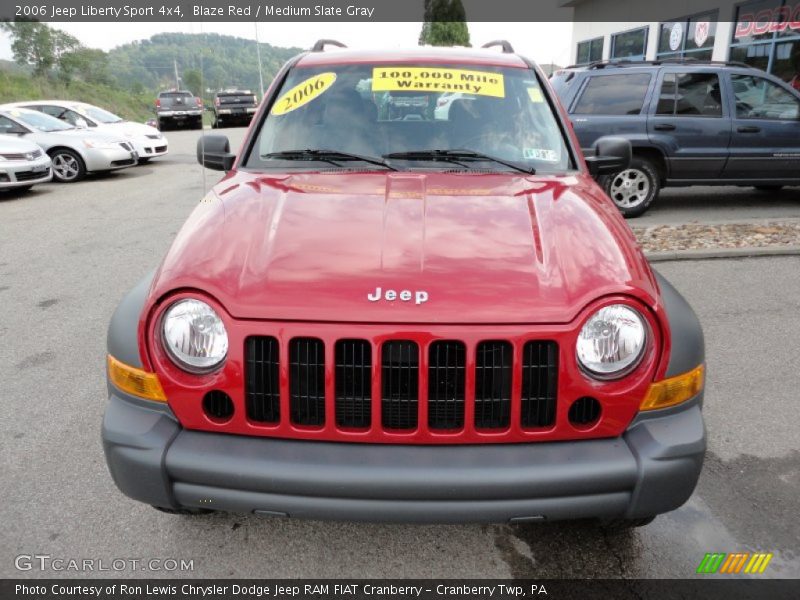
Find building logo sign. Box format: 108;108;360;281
670;22;683;50
735;2;800;38
694;21;710;47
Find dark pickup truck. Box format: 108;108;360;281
551;60;800;217
155;90;203;131
210;90;258;128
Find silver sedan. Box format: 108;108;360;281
0;136;52;192
0;107;137;183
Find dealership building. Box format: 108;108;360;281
567;0;800;86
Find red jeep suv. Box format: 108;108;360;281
103;41;706;527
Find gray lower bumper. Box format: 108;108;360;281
102;391;705;523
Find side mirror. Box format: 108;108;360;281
197;134;235;171
585;136;632;177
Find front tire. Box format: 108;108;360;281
50;149;86;183
600;157;660;218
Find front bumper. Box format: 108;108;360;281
103;390;705;523
84;147;138;172
132;139;168;159
0;156;52;188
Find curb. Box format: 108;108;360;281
645;245;800;262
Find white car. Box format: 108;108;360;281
0;107;138;183
434;92;475;120
6;100;168;163
0;136;52;192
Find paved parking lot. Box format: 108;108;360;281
1;129;798;579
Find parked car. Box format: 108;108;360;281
0;107;137;183
103;42;706;528
0;135;52;193
155;90;203;130
210;89;258;128
433;91;474;120
6;101;168;164
551;60;800;217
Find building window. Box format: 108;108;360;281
656;73;723;117
730;0;800;88
611;27;648;61
657;12;717;60
576;37;604;65
572;74;652;115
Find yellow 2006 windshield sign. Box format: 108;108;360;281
372;67;505;98
271;72;337;115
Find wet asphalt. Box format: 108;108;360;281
0;128;798;579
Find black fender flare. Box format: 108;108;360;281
107;270;155;367
653;269;705;377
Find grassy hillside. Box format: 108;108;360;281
0;67;156;122
0;32;302;123
108;33;302;95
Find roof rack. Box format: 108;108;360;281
311;39;347;52
570;58;753;70
481;40;515;53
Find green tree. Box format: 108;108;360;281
419;0;470;47
1;20;81;77
1;20;56;76
60;48;110;85
182;68;203;95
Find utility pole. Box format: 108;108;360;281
173;58;180;89
254;22;265;97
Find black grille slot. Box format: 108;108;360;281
475;341;512;429
290;338;326;426
569;397;601;427
381;341;419;429
521;341;558;428
203;390;234;421
335;339;372;428
428;341;465;429
15;170;48;182
245;336;280;423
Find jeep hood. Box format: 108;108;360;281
151;171;658;324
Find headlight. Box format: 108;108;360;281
162;299;228;373
576;304;646;378
83;140;120;150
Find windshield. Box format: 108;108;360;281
80;105;123;124
246;62;573;173
10;109;73;132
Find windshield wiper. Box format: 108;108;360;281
384;149;535;175
261;149;396;171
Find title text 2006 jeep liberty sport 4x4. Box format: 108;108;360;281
103;41;706;528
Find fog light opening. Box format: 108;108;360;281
203;390;234;423
568;397;601;429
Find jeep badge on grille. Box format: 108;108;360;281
367;287;428;305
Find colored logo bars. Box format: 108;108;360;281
697;552;773;574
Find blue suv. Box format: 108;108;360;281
551;60;800;217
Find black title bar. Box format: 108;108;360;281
1;0;751;23
3;579;800;600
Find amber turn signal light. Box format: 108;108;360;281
640;364;704;411
107;355;167;402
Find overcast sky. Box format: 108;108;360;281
0;22;573;67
